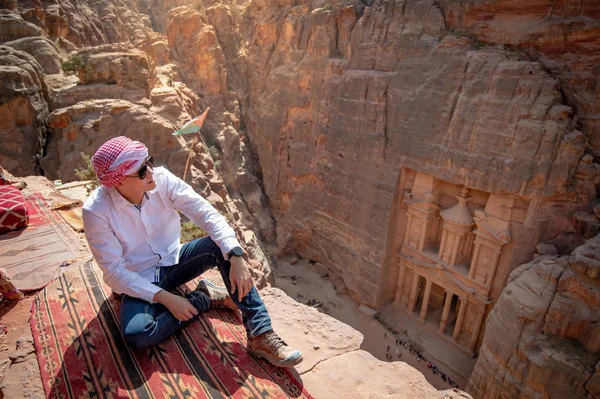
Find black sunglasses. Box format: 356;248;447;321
135;155;154;180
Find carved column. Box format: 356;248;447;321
439;291;453;334
469;307;486;352
407;272;420;314
452;298;467;341
418;221;428;252
450;236;462;266
403;214;413;246
438;228;448;258
484;249;502;286
468;244;481;279
419;278;433;323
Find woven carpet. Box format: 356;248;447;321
31;261;314;399
0;193;88;291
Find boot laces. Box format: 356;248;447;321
264;332;286;352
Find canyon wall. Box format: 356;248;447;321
239;0;599;308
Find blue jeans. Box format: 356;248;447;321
119;237;273;349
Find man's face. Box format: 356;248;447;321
120;156;156;192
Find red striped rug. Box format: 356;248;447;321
0;193;88;291
31;261;313;399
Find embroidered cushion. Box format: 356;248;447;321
0;186;29;233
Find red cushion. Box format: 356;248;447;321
0;186;29;233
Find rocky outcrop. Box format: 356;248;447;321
467;235;600;398
4;37;61;74
75;43;156;93
166;7;229;102
149;85;200;127
209;275;468;398
0;9;42;43
46;43;157;110
0;45;48;176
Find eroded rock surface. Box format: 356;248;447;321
0;45;48;176
467;235;600;399
4;37;61;74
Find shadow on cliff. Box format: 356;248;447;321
47;295;307;398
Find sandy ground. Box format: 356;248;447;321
271;256;466;390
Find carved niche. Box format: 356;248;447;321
403;192;440;253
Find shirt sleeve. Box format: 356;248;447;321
159;168;241;258
82;208;163;303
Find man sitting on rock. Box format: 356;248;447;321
82;136;302;367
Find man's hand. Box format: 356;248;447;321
229;256;254;302
153;290;198;321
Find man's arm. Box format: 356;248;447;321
161;168;240;257
228;256;254;301
161;168;254;300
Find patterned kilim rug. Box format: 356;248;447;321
0;193;88;291
31;261;313;399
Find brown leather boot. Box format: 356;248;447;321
196;279;237;312
247;330;303;367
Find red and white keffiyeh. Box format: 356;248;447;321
91;136;148;187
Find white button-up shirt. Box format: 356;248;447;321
82;167;241;302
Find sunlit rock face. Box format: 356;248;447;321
467;234;600;399
239;0;598;308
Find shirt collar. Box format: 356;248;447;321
107;184;159;210
107;186;133;211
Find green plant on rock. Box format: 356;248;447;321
74;152;100;194
61;55;85;76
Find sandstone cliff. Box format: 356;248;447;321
235;0;600;308
467;234;600;398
